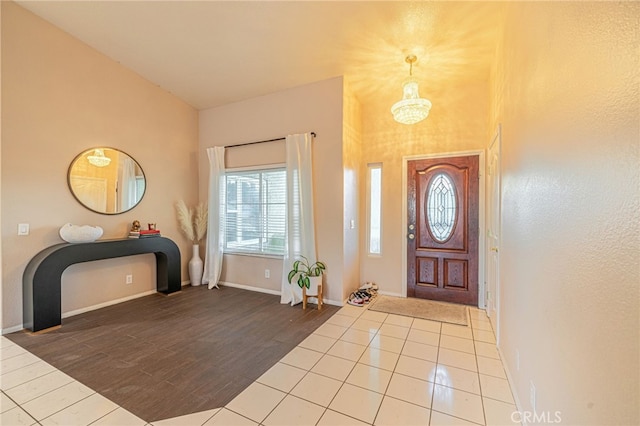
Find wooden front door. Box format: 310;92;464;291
407;155;479;305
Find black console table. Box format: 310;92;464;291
23;237;181;332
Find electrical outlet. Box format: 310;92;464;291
126;274;133;284
18;223;29;236
265;269;270;279
530;380;536;412
516;349;520;371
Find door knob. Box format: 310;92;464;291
491;247;498;252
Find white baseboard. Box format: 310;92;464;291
497;345;524;424
1;324;24;335
378;290;403;298
219;281;281;296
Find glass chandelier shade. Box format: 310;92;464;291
391;55;432;125
87;148;111;167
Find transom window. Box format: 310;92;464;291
225;168;286;256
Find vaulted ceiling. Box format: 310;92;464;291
16;1;502;111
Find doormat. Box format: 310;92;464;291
368;295;468;326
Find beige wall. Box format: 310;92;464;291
199;77;347;304
359;80;489;297
1;2;199;331
492;2;639;423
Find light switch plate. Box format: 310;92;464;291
18;223;29;236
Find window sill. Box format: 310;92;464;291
224;252;284;260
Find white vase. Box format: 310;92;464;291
189;244;203;286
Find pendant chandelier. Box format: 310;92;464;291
391;55;432;125
87;148;111;167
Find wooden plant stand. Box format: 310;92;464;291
302;284;323;310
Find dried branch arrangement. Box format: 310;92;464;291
176;200;208;244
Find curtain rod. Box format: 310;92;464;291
224;132;316;149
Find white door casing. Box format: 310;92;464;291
486;125;502;341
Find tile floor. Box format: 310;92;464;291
1;304;520;425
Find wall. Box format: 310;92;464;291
1;2;199;331
342;80;362;301
359;80;489;297
199;77;346;304
492;2;639;423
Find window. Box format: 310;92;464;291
367;163;382;255
224;168;286;256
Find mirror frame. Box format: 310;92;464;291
67;147;146;215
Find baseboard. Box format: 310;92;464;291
62;290;156;319
497;345;524;424
219;281;281;296
378;290;403;298
182;280;190;287
1;324;24;335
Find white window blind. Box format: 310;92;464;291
224;168;286;256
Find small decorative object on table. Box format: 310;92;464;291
287;256;326;310
176;200;208;286
59;223;103;243
129;220;161;238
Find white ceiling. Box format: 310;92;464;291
16;1;502;111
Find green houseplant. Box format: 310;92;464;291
287;256;326;289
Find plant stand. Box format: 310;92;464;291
302;283;323;311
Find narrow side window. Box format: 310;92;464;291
368;163;382;255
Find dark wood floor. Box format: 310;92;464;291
7;285;338;422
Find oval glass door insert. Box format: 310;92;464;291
426;173;457;242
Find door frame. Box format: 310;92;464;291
401;150;486;307
486;125;502;341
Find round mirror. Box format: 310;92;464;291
68;147;146;215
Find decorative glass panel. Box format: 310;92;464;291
426;173;457;242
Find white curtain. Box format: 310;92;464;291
119;157;137;211
281;133;317;305
203;146;225;289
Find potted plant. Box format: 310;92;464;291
287;256;326;289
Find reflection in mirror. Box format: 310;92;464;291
68;148;146;214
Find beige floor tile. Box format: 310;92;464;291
317;409;370;425
257;362;306;392
0;406;37;426
471;319;493;332
0;344;27;361
374;395;430;426
383;314;414;328
291;372;342;407
0;360;57;391
328;383;384;424
437;348;478;372
314;323;349;339
311;354;356;381
21;380;95;421
1;391;17;413
0;337;17;349
326;314;357;328
204;408;258;425
441;323;473;340
369;334;406;354
377;323;410;340
439;335;476;355
474;341;500;360
225;382;286;423
429;410;480;425
336;306;365;318
482;397;520;425
394;355;437;383
279;347;323;370
5;370;75;405
432;384;484;425
358;347;400;371
411;318;442;333
346;363;392;394
479;374;514;404
299;334;337;353
340;328;377;346
468;309;489;321
477;356;506;379
434;364;481;395
361;310;389;323
327;340;367;361
401;340;438;363
40;393;118;426
93;407;147;425
351;318;383;333
385;373;434;408
407;329;440;346
0;353;41;376
473;329;496;344
263;394;324;426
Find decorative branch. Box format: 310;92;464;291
194;202;208;243
176;200;196;243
